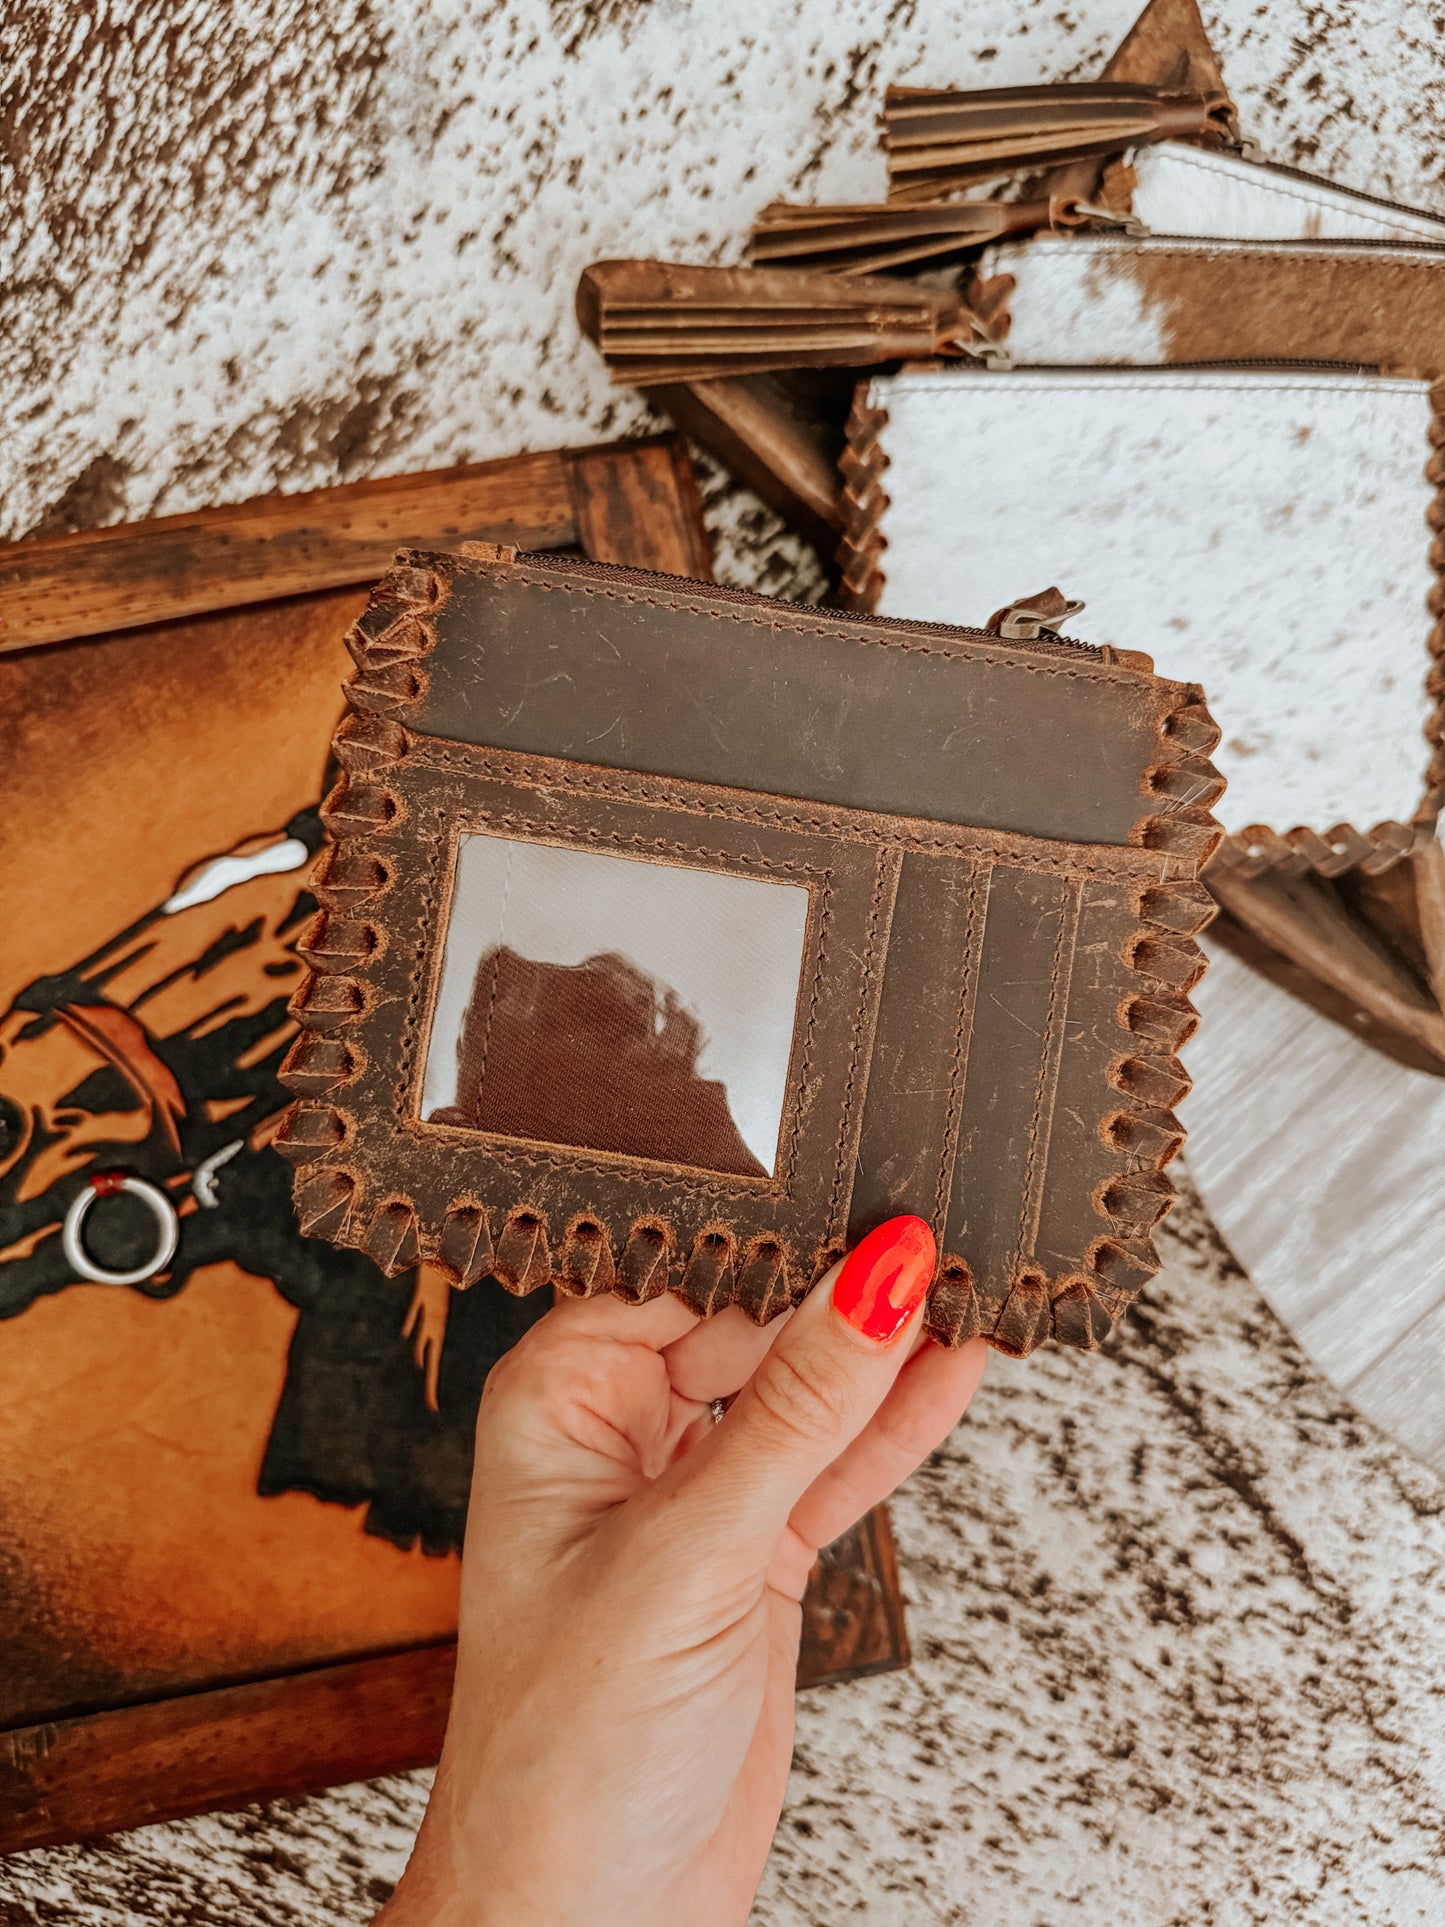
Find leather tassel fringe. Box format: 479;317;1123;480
576;258;997;385
750;194;1109;277
884;81;1237;204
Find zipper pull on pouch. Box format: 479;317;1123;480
986;586;1087;641
883;81;1238;206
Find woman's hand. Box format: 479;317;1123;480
380;1216;987;1927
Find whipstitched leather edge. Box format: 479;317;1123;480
837;380;889;613
1212;375;1445;877
276;552;1223;1354
848;371;1445;880
929;651;1224;1358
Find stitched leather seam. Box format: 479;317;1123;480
514;571;1142;685
1012;877;1082;1275
826;848;899;1237
392;803;453;1143
933;858;987;1233
415;1141;775;1193
410;741;1166;880
780;876;834;1200
438;812;831;881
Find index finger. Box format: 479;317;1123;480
544;1284;700;1352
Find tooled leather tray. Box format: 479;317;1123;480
0;436;912;1856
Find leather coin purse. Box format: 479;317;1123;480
280;547;1222;1357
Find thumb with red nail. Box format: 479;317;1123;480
379;1217;987;1927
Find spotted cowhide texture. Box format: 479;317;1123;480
3;0;1442;562
4;2;1444;1921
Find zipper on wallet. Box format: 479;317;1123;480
1030;357;1415;381
490;546;1103;662
1123;142;1445;242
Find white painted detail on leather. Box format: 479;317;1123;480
871;367;1436;836
1130;143;1445;244
162;837;311;915
192;1138;245;1208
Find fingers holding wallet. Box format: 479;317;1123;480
662;1216;948;1557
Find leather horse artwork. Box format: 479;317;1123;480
0;809;545;1562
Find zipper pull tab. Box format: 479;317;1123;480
460;541;519;565
987;587;1085;640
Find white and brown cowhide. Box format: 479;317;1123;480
5;3;1445;1921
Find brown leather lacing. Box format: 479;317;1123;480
1049;679;1223;1354
837;383;891;612
918;617;1224;1357
278;562;441;1278
278;548;1223;1350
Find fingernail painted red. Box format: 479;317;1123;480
832;1216;936;1344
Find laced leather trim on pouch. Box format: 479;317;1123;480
277;548;1224;1357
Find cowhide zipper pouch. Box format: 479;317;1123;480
976;131;1445;380
976;235;1445;379
280;547;1221;1357
1123;141;1445;247
841;366;1443;878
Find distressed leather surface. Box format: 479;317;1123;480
866;367;1439;841
414;557;1180;846
982;235;1445;377
1128;140;1445;243
283;549;1222;1355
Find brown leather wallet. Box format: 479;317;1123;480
280;548;1222;1357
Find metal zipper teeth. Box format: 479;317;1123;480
900;352;1420;381
957;356;1412;381
1020;232;1445;262
504;549;1102;661
1251;155;1445;231
1147;358;1409;378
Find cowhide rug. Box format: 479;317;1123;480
4;2;1444;1919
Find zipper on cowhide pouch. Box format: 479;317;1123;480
1216;153;1445;228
